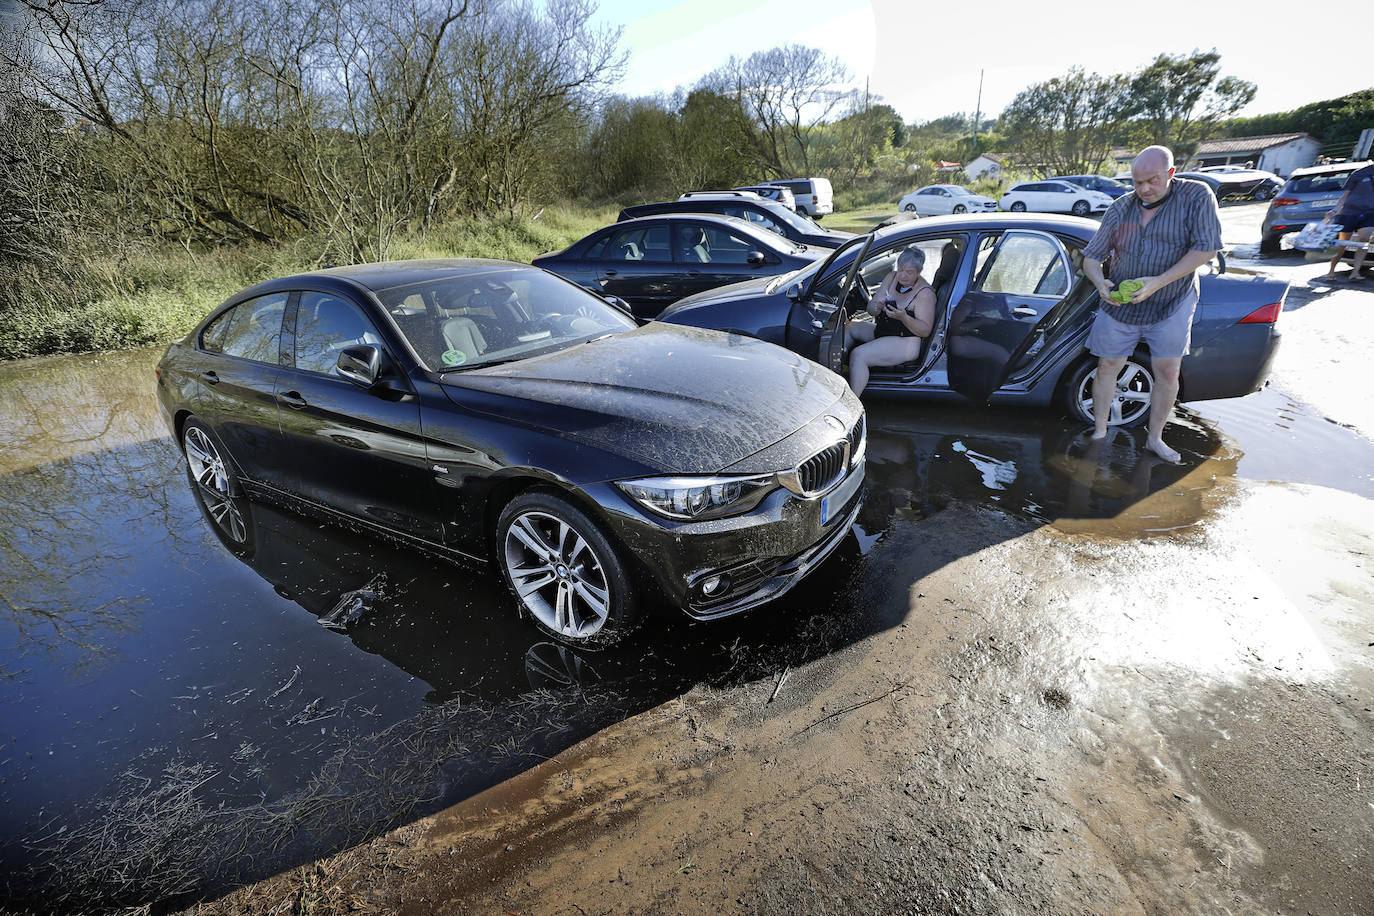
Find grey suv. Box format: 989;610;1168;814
617;196;854;249
1261;161;1372;253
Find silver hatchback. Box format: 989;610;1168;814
1261;161;1372;253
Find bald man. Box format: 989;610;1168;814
1081;145;1222;463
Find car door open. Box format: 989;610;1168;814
945;230;1075;404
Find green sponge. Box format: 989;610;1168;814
1107;280;1143;304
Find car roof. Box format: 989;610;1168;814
622;197;795;217
870;211;1096;245
1289;160;1371;178
615;211;795;241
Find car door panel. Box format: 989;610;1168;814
947;230;1076;404
274;291;444;541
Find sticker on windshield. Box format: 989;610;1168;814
441;349;468;366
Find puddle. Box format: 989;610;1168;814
4;346;1373;908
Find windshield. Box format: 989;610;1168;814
773;205;827;233
374;268;636;371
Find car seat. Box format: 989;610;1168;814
682;229;710;263
441;316;487;363
619;241;643;260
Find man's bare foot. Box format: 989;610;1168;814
1319;273;1339;282
1145;436;1181;463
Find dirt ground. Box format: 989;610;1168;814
188;465;1374;914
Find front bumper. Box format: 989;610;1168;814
585;421;866;621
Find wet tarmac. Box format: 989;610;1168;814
2;346;1373;910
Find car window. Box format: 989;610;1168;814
675;224;759;264
375;268;635;372
203;292;288;363
726;206;785;235
591;225;672;262
978;233;1071;297
1286;172;1353;194
294;292;382;376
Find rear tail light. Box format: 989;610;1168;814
1240;302;1282;324
1272;197;1300;207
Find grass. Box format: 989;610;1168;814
0;206;618;361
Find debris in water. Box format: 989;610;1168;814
319;575;387;632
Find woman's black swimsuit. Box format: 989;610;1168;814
874;282;921;338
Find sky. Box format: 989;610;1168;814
588;0;1372;125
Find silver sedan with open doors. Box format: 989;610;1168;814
657;213;1287;427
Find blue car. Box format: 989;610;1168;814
657;213;1288;428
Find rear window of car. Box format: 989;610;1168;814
1285;172;1354;194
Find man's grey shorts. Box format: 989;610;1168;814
1088;289;1198;359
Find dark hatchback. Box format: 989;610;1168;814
617;196;854;249
657;213;1286;428
156;260;866;644
532;214;825;320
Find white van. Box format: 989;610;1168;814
769;177;833;219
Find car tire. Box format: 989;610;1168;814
1071;200;1091;217
1010;201;1027;212
1259;233;1283;255
182;417;256;555
953;204;967;214
1061;355;1153;429
497;490;638;645
903;203;917;212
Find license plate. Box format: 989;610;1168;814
1314;197;1342;208
820;465;864;525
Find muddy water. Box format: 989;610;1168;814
3;347;1373;909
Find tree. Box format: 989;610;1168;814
1000;68;1128;177
1122;50;1256;156
705;43;852;177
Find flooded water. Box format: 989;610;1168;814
2;347;1373;910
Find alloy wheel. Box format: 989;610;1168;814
1076;359;1153;427
503;510;612;640
184;425;248;544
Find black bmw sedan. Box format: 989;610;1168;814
531;213;823;320
156;260;865;645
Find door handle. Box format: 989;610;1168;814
201;370;219;384
278;391;308;409
687;270;702;276
1011;307;1037;318
603;269;618;277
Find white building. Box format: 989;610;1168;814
1189;133;1321;178
964;152;1005;180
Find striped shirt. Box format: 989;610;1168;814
1083;178;1223;325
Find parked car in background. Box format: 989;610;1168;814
620;195;853;250
1000;180;1113;216
533;213;824;319
156;260;866;645
1055;174;1132;199
734;184;797;210
657;213;1286;428
1176;169;1282;201
1260;161;1373;253
897;184;998;216
768;177;834;218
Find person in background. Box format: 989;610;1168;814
842;246;935;395
1082;145;1223;464
1320;162;1374;282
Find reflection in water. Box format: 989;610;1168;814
861;402;1235;539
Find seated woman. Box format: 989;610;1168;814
843;246;936;394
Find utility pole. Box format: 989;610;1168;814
972;69;984;150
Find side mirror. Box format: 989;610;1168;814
602;294;633;315
337;345;381;388
746;250;767;266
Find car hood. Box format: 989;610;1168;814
440;324;848;474
658;274;786;318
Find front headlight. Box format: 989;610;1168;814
616;474;777;521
